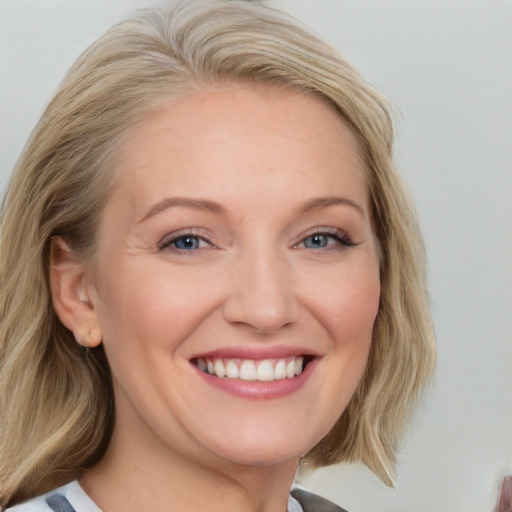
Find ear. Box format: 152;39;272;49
50;237;102;347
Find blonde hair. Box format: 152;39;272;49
0;0;435;506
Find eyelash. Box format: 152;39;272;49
158;228;355;253
295;229;355;250
158;230;212;252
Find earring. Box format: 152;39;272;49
85;327;92;347
74;331;87;347
74;327;97;347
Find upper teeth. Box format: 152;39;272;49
197;357;304;381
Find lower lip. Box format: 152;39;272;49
192;359;318;400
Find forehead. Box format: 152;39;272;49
109;85;368;216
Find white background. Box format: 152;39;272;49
1;1;511;511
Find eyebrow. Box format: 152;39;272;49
297;197;366;217
139;197;224;223
139;195;365;224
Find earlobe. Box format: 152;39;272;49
50;237;102;347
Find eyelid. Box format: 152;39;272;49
157;228;214;251
157;226;356;252
294;227;356;249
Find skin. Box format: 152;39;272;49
51;86;380;512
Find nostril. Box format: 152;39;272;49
223;290;300;333
222;262;300;332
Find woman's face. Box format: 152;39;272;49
86;86;380;468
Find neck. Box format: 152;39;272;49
80;425;299;512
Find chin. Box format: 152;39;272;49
220;448;302;468
203;429;321;468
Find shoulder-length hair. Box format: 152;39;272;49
0;0;435;506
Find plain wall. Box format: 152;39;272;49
1;2;511;511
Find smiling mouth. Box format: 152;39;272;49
192;356;314;382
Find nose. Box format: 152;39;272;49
222;248;300;333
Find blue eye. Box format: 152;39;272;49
173;235;201;250
303;233;330;248
159;233;211;251
300;231;354;250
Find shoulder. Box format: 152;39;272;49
4;481;101;512
290;488;349;512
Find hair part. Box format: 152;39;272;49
0;0;435;505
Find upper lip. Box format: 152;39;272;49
191;345;320;361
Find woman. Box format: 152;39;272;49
0;1;435;511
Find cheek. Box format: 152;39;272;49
96;264;222;359
296;268;380;441
325;274;380;403
309;267;381;350
340;279;380;333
